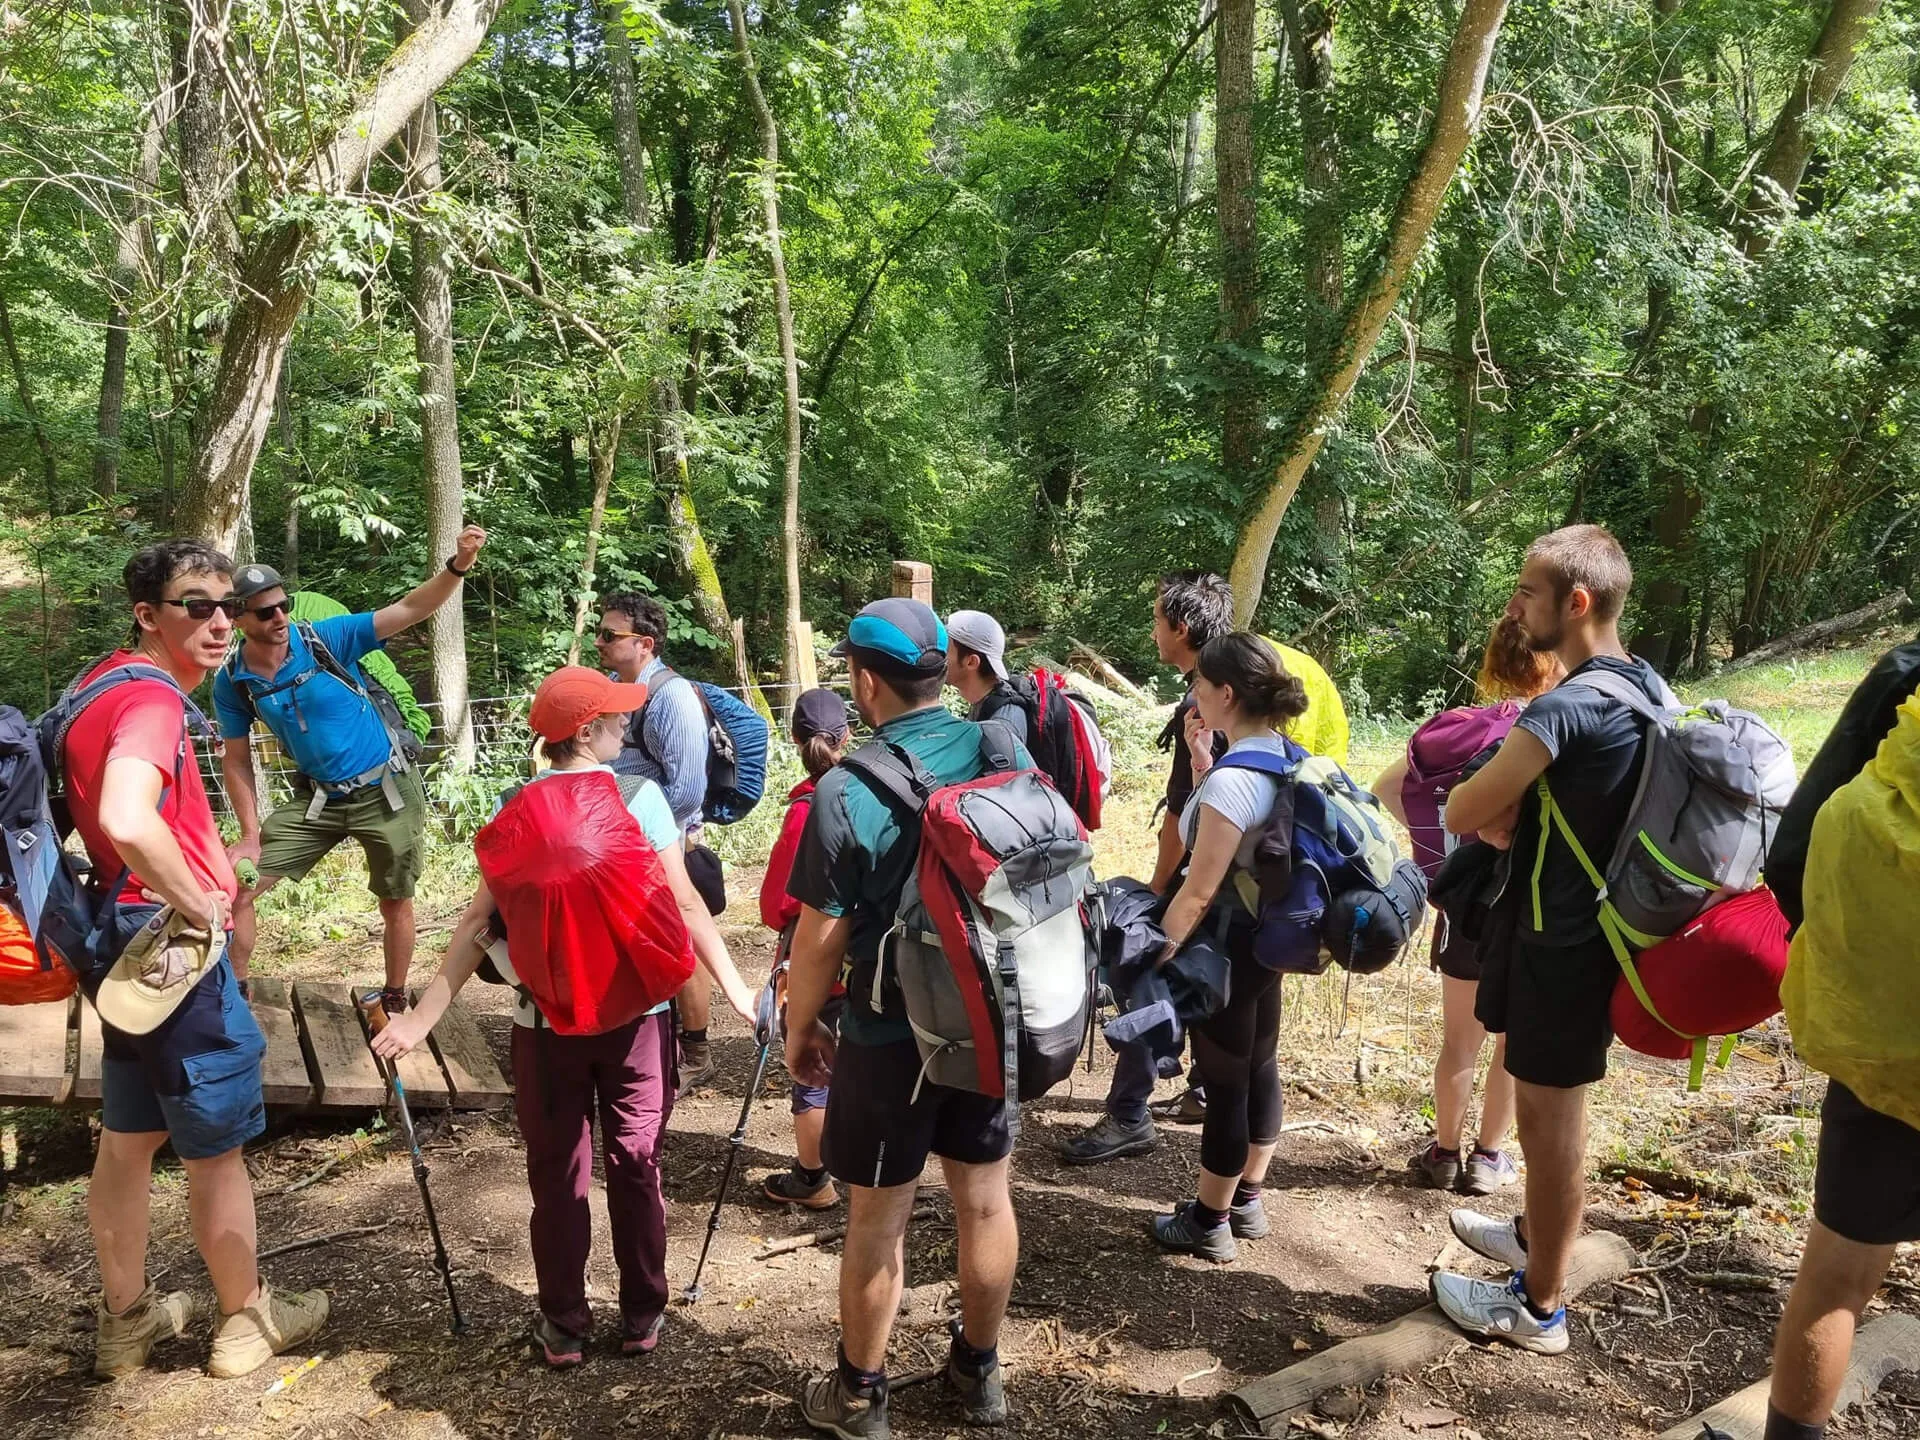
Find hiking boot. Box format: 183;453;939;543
802;1370;891;1439
1449;1207;1527;1272
1430;1269;1568;1355
1150;1086;1207;1124
764;1166;839;1210
531;1314;585;1368
1461;1147;1519;1196
1056;1113;1157;1166
379;986;409;1015
946;1319;1007;1426
207;1281;330;1379
1408;1141;1463;1190
620;1312;664;1356
1149;1202;1238;1263
94;1284;199;1378
677;1036;716;1096
1228;1195;1270;1240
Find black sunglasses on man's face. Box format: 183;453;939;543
247;599;293;621
597;627;639;645
162;595;246;621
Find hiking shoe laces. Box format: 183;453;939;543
1461;1148;1520;1196
1056;1113;1157;1166
531;1314;585;1368
1149;1202;1238;1263
208;1281;330;1379
946;1319;1008;1426
1228;1195;1270;1240
801;1370;891;1439
1449;1207;1528;1271
94;1284;198;1378
1408;1140;1463;1191
1430;1269;1568;1355
764;1166;840;1210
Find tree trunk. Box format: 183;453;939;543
0;280;61;515
1279;0;1340;364
401;0;475;768
1216;0;1261;492
1228;0;1510;623
727;0;806;692
173;0;501;550
603;0;653;232
95;99;171;500
568;415;621;666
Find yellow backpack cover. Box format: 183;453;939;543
1262;638;1350;766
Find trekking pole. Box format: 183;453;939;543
356;991;467;1335
681;967;782;1305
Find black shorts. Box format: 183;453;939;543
1430;915;1483;982
1477;932;1616;1089
1814;1079;1920;1245
822;1036;1012;1189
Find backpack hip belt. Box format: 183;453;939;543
305;756;407;819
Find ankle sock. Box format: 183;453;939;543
1191;1198;1229;1231
1432;1143;1461;1160
682;1027;709;1046
1232;1181;1262;1208
795;1162;828;1187
1470;1145;1501;1160
1763;1405;1825;1440
949;1323;998;1376
838;1345;886;1396
1514;1273;1558;1323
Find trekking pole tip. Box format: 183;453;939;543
679;1283;702;1305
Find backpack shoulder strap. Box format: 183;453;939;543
297;620;373;702
1211;747;1302;782
842;737;934;818
1563;668;1678;719
976;717;1022;775
52;663;209;789
613;772;649;807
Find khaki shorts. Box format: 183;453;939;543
260;767;428;901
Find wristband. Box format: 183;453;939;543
445;555;472;578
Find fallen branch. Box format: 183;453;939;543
1716;591;1908;675
1601;1163;1755;1209
1684;1270;1778;1293
1067;639;1146;701
757;1205;938;1259
257;1222;393;1261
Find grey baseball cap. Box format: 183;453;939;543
946;609;1008;681
232;563;286;602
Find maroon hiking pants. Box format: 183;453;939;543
511;1009;676;1337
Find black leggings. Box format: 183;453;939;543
1190;945;1283;1177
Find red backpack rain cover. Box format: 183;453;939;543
1610;885;1790;1062
474;771;694;1035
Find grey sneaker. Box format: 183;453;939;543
1409;1141;1463;1190
94;1284;198;1378
802;1370;891;1439
1150;1086;1207;1123
1461;1147;1519;1195
1150;1202;1238;1263
1056;1113;1157;1166
1431;1269;1568;1355
1449;1208;1528;1272
531;1313;585;1368
1228;1195;1270;1239
946;1319;1007;1426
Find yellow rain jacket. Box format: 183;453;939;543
1263;638;1350;765
1781;685;1920;1131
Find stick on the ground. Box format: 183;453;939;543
1684;1270;1779;1292
1654;1313;1920;1440
257;1222;393;1261
1066;639;1146;700
756;1204;938;1259
1229;1231;1638;1435
1600;1163;1755;1209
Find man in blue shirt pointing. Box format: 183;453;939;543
216;526;486;1012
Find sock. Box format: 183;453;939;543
1232;1181;1262;1208
1514;1272;1559;1323
1762;1405;1825;1440
795;1162;828;1187
1191;1198;1229;1231
1470;1145;1500;1160
1431;1143;1461;1159
949;1322;998;1376
838;1344;887;1396
682;1027;708;1046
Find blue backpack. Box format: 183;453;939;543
632;670;769;825
1214;742;1429;976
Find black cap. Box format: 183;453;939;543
791;688;851;743
232;564;286;602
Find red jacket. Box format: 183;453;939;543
759;779;815;933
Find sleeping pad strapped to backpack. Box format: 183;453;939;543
474;770;695;1034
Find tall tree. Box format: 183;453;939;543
1216;0;1260;493
0;278;59;513
727;0;805;691
1228;0;1511;623
94;94;171;501
1279;0;1340;361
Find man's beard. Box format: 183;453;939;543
1520;616;1562;653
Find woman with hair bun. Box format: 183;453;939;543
1148;632;1311;1264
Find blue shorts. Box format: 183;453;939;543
101;960;268;1161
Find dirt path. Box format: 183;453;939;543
2;870;1915;1439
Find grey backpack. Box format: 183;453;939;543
1531;670;1797;956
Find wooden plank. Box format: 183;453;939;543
1656;1312;1920;1440
291;983;386;1112
0;996;73;1102
1231;1231;1639;1432
384;1001;452;1110
424;994;513;1110
247;978;316;1109
71;999;104;1102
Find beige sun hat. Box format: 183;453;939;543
94;906;220;1035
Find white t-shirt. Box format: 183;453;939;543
506;765;681;1029
1180;732;1292;875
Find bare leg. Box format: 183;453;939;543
90;1129;168;1313
1769;1220;1897;1425
1434;976;1486;1151
837;1179;920;1371
182;1147;264;1315
378;896;415;992
678;968;712;1033
941;1156;1017;1352
1511;1079;1588;1311
1477;1033;1517;1152
793;1107;826;1171
225;874;282;983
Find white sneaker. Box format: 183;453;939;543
1449;1207;1527;1271
1431;1270;1568;1355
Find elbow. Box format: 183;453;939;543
98;806;147;852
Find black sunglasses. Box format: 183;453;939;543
162;595;247;621
596;627;640;644
247;599;293;621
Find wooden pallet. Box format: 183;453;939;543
0;982;511;1115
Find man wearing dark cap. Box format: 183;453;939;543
214;526;485;1013
783;599;1033;1438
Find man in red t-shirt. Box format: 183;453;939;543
67;539;327;1381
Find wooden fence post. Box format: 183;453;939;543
890;560;933;607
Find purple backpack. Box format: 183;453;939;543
1400;701;1523;878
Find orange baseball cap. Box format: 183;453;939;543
528;666;650;743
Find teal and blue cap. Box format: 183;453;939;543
830;598;949;673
